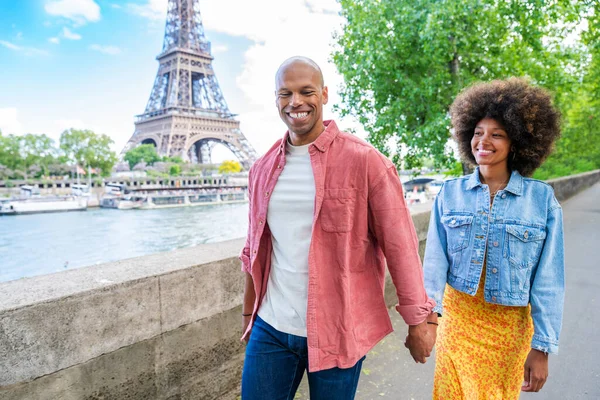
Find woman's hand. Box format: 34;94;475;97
521;349;549;392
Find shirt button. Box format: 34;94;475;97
492;268;498;274
493;241;499;247
265;192;270;197
259;220;263;225
252;250;257;254
492;296;497;301
277;165;282;169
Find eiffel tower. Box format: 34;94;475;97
123;0;257;168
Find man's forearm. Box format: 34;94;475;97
243;272;256;314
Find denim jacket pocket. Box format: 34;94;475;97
441;214;474;254
506;224;546;269
321;188;357;233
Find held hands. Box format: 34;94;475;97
522;349;549;392
404;317;436;363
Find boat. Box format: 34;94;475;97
0;185;88;216
100;183;143;210
136;187;247;210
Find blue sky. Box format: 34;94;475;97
0;0;353;160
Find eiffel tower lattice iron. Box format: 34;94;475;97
122;0;258;168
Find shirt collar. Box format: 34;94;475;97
465;167;524;196
279;120;340;154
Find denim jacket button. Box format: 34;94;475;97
492;268;498;273
492;296;497;301
451;219;456;225
493;241;499;247
501;193;506;199
524;230;529;239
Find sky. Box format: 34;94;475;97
0;0;361;161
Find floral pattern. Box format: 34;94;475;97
433;267;534;399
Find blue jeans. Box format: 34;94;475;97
242;315;365;400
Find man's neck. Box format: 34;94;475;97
288;123;326;146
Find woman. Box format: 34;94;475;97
423;78;564;399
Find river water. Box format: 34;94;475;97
0;203;249;283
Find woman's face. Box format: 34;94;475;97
471;118;512;168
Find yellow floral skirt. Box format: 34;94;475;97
433;276;534;399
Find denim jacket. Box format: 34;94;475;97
423;168;565;354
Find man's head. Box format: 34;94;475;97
275;56;328;145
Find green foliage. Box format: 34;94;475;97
333;0;590;171
0;132;57;178
168;164;181;176
124;144;161;170
534;4;600;180
218;160;242;174
163;155;183;164
60;128;117;177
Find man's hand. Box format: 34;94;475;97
521;349;549;392
404;319;435;363
242;315;252;343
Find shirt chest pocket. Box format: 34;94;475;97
506;224;546;269
442;214;474;254
320;188;357;233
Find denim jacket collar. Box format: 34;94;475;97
278;120;340;154
465;167;524;196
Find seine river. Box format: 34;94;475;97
0;203;249;283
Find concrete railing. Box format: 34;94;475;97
1;169;598;399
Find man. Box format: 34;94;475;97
240;56;436;400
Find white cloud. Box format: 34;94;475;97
0;40;49;56
0;108;24;135
212;44;228;54
62;27;82;40
0;40;20;51
126;0;167;21
90;44;122;55
45;0;101;25
198;0;355;152
49;37;61;44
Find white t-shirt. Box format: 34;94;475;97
257;140;315;337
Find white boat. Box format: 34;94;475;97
138;189;247;210
100;183;142;210
0;185;88;216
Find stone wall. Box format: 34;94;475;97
1;169;598;399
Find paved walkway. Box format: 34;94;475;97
296;182;600;399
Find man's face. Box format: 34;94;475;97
275;62;328;141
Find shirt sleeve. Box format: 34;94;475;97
368;164;436;326
239;168;253;273
529;199;565;354
422;184;450;315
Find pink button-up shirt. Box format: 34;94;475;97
240;120;435;372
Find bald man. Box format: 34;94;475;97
239;57;436;399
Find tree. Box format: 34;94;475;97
534;3;600;179
218;160;242;174
333;0;589;170
0;133;22;171
124;144;161;170
19;134;57;178
59;129;117;177
169;164;181;176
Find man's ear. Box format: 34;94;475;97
322;86;329;105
